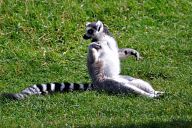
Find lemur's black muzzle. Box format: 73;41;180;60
83;34;91;40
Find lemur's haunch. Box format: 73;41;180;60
2;21;163;100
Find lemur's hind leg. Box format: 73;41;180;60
119;75;155;93
97;78;158;98
118;48;142;60
119;75;164;97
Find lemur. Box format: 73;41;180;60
1;22;141;100
85;21;164;98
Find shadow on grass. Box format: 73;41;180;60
81;120;192;128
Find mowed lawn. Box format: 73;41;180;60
0;0;192;127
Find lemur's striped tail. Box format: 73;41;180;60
2;82;93;100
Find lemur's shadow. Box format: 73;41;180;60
81;120;192;128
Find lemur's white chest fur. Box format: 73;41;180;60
96;35;120;78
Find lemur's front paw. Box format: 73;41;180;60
131;50;143;60
89;42;101;50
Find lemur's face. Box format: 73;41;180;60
83;21;104;40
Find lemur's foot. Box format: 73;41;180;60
148;91;165;98
154;91;165;98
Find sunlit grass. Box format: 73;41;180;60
0;0;192;127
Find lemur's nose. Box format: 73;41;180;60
83;34;91;40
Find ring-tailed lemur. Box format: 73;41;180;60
1;22;141;100
85;21;164;98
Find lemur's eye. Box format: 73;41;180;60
87;29;94;35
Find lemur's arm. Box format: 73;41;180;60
118;48;143;60
87;42;105;83
88;42;101;63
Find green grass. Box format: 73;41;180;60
0;0;192;127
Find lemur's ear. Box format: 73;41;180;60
86;22;91;26
96;20;103;32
